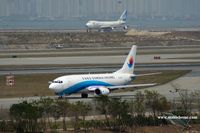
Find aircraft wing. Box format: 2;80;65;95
135;72;162;77
100;26;113;30
108;83;157;90
100;25;111;28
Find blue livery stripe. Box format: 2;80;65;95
58;80;113;96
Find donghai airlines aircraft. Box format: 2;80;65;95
49;45;156;98
86;10;128;32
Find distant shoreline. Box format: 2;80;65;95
0;19;200;31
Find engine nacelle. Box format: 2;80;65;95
123;25;128;30
94;87;110;95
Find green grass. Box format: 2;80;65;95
134;70;190;84
0;73;59;98
0;70;190;98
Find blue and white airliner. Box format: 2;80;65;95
49;45;156;98
86;10;128;32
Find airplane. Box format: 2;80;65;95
49;45;157;98
85;10;128;32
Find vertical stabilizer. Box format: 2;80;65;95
114;45;137;74
118;10;127;21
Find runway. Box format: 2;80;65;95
1;45;200;66
0;53;200;66
0;63;200;75
0;94;137;109
1;45;200;55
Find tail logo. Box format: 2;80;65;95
127;56;133;68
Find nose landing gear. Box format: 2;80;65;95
81;93;88;98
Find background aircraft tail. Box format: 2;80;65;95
114;45;136;74
118;10;127;21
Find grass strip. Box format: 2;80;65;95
0;70;190;98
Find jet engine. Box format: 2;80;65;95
123;25;128;30
94;87;110;95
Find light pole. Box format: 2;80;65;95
169;88;179;112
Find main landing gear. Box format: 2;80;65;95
81;93;88;98
58;95;63;99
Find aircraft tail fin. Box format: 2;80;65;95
118;10;127;21
114;45;137;74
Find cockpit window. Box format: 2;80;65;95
52;80;63;84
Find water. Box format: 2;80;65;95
0;18;199;30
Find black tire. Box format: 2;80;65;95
81;93;88;98
58;96;63;99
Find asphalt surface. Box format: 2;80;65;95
0;63;200;75
0;53;200;66
1;45;200;55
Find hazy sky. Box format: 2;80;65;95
0;0;199;29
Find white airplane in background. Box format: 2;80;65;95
49;45;157;98
86;10;128;32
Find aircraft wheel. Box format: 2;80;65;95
58;96;63;99
81;93;88;98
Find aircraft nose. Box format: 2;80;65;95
86;22;90;27
49;83;57;91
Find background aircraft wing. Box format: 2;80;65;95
108;83;157;90
100;26;113;30
100;25;112;28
